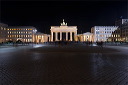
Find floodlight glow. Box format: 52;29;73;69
33;29;37;33
33;44;45;48
92;44;97;46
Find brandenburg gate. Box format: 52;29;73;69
50;19;78;42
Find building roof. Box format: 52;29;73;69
94;26;118;27
0;23;8;27
83;32;93;35
7;26;36;29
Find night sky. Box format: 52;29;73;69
0;0;128;34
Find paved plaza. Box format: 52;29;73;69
0;44;128;85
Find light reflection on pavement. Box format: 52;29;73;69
0;44;128;84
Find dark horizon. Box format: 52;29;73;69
0;0;128;34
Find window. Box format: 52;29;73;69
96;31;99;34
96;28;99;30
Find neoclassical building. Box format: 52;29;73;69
50;19;78;42
78;32;93;42
34;32;50;43
1;19;128;43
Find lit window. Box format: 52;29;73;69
1;27;3;30
116;35;117;37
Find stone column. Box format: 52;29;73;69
51;31;53;42
55;32;58;41
42;36;44;42
60;32;62;41
66;32;68;41
74;32;77;41
89;36;91;41
70;32;72;41
83;36;85;41
37;35;39;43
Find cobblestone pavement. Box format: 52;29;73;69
0;44;128;85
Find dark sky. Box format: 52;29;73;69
0;0;128;34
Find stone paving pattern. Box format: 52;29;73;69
0;44;128;85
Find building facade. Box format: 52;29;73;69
0;23;51;43
115;19;128;26
121;23;128;42
1;19;127;43
108;28;121;42
78;32;93;42
0;23;8;43
91;26;118;42
34;32;50;43
114;19;128;42
50;19;78;42
6;26;37;42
